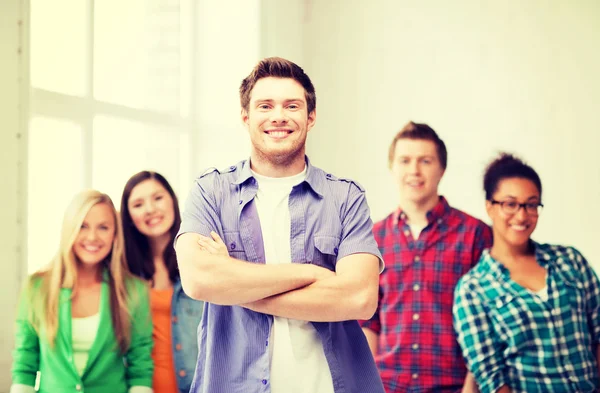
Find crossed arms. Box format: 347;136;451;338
175;231;379;322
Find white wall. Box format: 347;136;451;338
192;0;261;173
0;0;26;390
269;0;600;268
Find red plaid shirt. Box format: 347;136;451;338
360;197;492;393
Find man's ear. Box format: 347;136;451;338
241;109;249;125
307;109;317;131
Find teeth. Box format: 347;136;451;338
83;245;100;252
268;131;289;137
147;217;162;225
511;225;527;231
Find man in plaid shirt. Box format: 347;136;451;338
360;122;492;392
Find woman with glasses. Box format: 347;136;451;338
453;153;600;393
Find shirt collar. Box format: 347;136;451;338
232;156;324;198
481;240;548;281
394;196;451;224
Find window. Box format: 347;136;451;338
28;0;192;273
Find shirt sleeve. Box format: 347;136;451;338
571;247;600;344
337;183;383;272
472;222;493;265
11;283;40;388
176;174;224;242
125;280;153;388
453;278;509;393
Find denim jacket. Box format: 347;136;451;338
172;279;203;393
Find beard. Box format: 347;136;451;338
251;134;306;168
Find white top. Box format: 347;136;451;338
531;285;549;301
526;273;549;302
72;313;100;376
252;168;335;393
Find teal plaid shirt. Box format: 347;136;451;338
453;243;600;393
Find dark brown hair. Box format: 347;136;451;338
239;57;316;114
388;121;448;169
120;171;181;284
484;153;542;201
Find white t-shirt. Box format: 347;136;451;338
72;312;100;376
252;168;335;393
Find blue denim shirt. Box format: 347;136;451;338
177;157;385;393
171;279;203;393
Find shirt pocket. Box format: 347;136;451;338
491;294;537;353
223;231;247;260
563;277;589;335
562;275;586;311
312;235;340;270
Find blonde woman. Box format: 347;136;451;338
11;190;153;393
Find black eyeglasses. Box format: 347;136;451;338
490;200;544;216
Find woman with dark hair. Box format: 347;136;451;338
121;171;203;393
453;153;600;393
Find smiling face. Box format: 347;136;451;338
127;179;176;240
487;177;541;249
390;138;445;208
242;76;316;172
72;202;116;267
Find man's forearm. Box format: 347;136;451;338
183;254;324;305
243;269;377;321
177;233;324;305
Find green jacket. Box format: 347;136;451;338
12;275;153;393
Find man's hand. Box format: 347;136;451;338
198;231;230;257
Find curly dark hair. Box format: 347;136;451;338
483;153;542;201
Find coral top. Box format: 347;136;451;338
150;287;178;393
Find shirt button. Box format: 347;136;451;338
333;247;338;255
230;242;236;250
262;379;268;385
75;384;82;391
179;370;187;377
412;343;419;350
412;373;419;379
437;218;442;224
414;256;420;263
413;313;420;321
413;284;420;291
175;343;182;351
265;340;268;346
403;229;410;236
239;200;243;205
